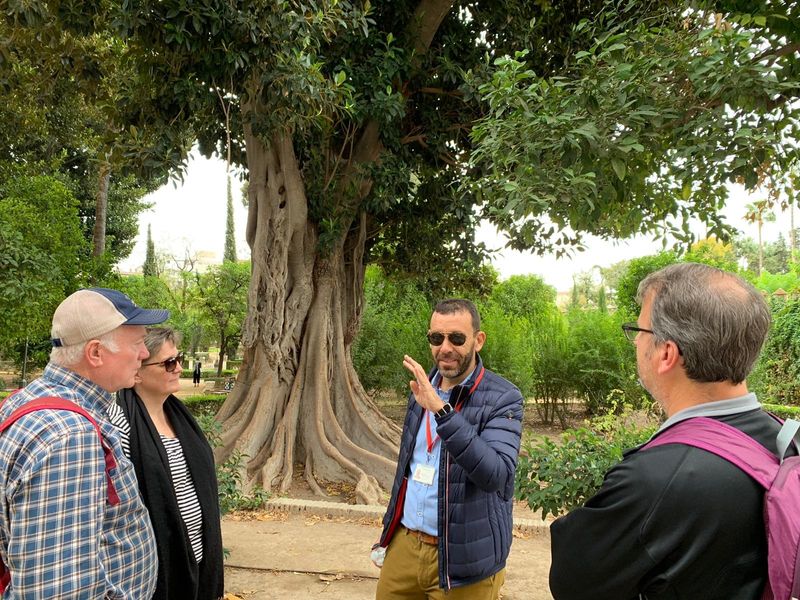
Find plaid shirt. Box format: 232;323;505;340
0;364;157;598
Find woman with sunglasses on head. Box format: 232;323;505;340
109;327;224;600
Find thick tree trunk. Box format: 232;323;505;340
215;127;401;504
92;162;111;257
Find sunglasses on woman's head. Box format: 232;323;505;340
426;332;468;347
142;352;185;373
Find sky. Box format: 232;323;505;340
118;150;791;291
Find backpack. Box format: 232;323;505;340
0;396;121;593
644;416;800;600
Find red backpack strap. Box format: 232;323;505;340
0;397;120;505
0;397;122;593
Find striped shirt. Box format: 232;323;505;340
108;403;204;563
0;364;158;599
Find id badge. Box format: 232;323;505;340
412;464;436;486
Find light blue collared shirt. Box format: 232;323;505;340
401;367;476;536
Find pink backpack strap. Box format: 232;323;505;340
644;416;778;489
0;397;121;593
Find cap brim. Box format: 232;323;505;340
123;308;170;326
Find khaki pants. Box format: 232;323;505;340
375;527;506;600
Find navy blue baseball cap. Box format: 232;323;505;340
51;287;170;347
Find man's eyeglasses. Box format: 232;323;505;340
427;332;468;347
142;352;185;373
621;323;655;343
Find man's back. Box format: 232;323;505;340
550;409;783;600
0;365;157;598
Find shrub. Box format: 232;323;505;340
183;394;226;417
478;304;537;398
352;266;431;393
526;311;575;427
565;308;645;415
516;404;657;519
197;415;269;513
749;297;800;405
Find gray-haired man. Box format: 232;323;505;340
550;262;788;599
0;288;167;597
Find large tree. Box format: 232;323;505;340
10;0;799;502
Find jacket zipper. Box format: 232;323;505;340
444;453;451;590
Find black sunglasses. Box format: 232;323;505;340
427;332;468;347
142;352;185;373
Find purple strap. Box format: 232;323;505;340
645;417;778;489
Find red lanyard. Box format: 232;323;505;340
424;367;485;453
425;410;441;453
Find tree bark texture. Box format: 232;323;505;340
216;126;401;504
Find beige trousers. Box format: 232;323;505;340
375;527;506;600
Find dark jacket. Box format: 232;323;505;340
117;389;224;600
378;355;524;590
550;408;791;600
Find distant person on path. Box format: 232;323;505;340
111;327;224;600
0;288;165;597
373;299;524;599
550;262;791;599
193;360;202;387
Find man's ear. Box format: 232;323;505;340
84;340;104;368
656;340;682;375
474;330;487;352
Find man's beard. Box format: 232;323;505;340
436;348;474;380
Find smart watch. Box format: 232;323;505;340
435;403;453;418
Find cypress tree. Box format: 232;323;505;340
142;224;158;277
223;175;237;263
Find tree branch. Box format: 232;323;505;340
754;41;800;66
409;0;457;54
418;86;464;97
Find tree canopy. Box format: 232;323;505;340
470;0;800;254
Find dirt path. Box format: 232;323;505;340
221;510;554;600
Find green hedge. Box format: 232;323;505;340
762;403;800;419
183;394;227;417
179;369;236;379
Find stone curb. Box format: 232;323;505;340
264;497;550;537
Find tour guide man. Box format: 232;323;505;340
373;298;524;599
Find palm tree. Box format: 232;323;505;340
744;201;776;275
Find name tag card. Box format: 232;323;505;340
412;464;436;486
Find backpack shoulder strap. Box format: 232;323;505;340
0;397;120;505
776;419;800;462
0;397;122;593
644;416;779;490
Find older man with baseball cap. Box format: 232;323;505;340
0;288;168;597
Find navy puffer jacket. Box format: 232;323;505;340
377;355;524;590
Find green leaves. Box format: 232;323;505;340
516;407;656;518
468;3;800;254
611;157;626;181
0;175;90;358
